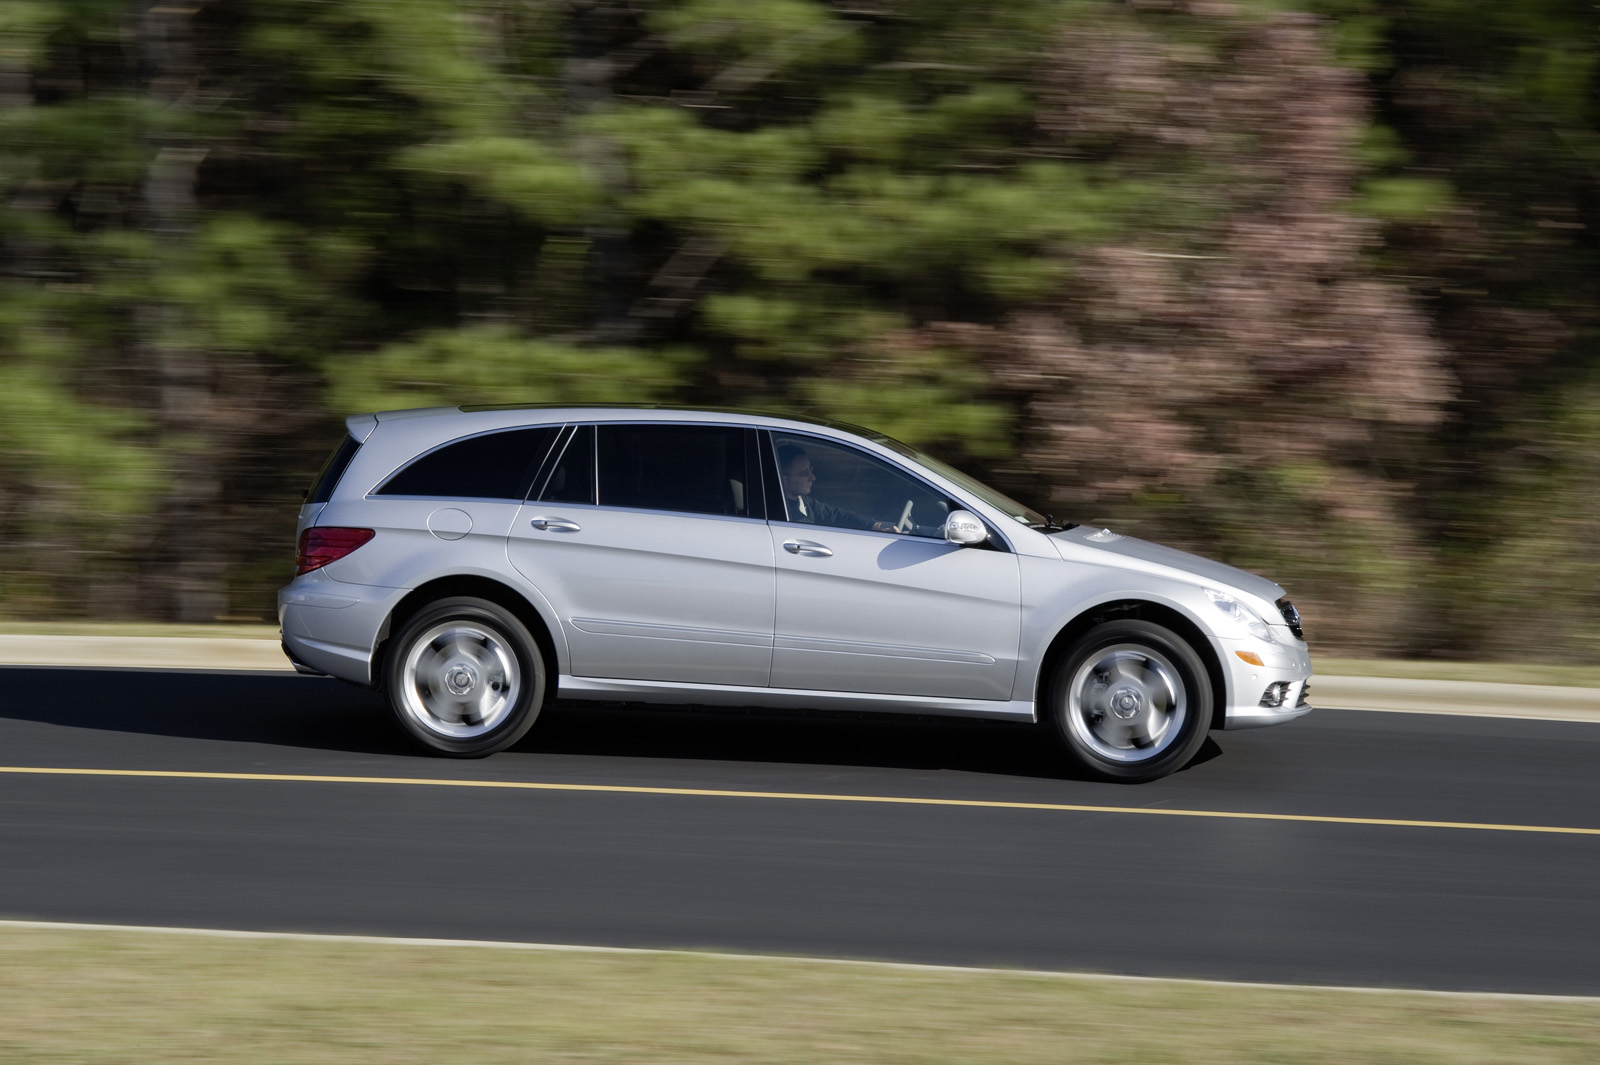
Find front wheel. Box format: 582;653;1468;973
1046;620;1212;782
385;597;546;757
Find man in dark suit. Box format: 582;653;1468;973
778;444;904;532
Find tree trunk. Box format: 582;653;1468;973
138;2;225;623
564;3;638;343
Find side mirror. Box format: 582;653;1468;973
944;510;987;546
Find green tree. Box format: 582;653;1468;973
1;0;1595;665
1307;0;1600;657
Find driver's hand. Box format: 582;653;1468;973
872;521;897;533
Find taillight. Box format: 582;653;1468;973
296;527;375;575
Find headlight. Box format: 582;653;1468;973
1205;588;1279;644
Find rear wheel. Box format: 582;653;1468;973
1047;620;1211;782
385;597;545;757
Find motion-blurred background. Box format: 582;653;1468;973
0;0;1595;661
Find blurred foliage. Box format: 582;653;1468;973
0;0;1596;659
328;325;683;412
1474;376;1600;661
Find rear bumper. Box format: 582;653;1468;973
278;571;405;687
280;641;328;677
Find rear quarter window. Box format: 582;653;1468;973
307;434;362;504
376;426;560;501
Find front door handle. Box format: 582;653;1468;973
783;539;833;558
529;516;582;533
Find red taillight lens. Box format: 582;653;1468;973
295;527;375;575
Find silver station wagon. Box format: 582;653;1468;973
280;406;1312;781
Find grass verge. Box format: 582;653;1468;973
1315;658;1600;689
0;926;1596;1064
0;621;279;639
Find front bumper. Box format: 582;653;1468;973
1214;634;1314;730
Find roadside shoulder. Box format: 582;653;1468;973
3;632;1600;723
1314;675;1600;723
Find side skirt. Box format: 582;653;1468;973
557;675;1038;722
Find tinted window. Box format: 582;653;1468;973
597;424;752;517
377;426;559;500
770;432;955;539
537;425;595;505
307;434;361;504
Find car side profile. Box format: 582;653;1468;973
279;406;1313;782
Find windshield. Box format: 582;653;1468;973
870;435;1054;528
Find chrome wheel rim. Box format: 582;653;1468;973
1063;644;1187;763
398;621;521;740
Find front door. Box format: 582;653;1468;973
765;431;1021;701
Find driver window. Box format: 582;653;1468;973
769;433;953;539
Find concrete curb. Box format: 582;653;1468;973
0;635;294;673
3;635;1599;724
1311;675;1600;724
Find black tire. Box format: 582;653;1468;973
1046;619;1212;783
384;596;546;757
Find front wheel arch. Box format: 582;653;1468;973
1035;600;1228;732
1046;618;1213;782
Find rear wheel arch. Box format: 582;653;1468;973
377;575;560;695
1036;599;1227;731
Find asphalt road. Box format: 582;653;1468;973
1;666;1596;995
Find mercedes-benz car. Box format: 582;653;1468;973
280;406;1312;781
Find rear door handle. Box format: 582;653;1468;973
529;516;582;533
783;539;832;557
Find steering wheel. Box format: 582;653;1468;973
895;499;914;534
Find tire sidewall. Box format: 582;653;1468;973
385;596;545;757
1047;619;1212;782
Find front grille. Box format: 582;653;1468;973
1276;597;1304;639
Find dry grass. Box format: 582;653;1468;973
0;926;1595;1064
0;621;279;640
1316;657;1600;689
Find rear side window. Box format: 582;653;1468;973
376;426;559;501
597;424;753;517
307;434;361;504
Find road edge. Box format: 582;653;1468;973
3;918;1597;1003
3;634;1600;723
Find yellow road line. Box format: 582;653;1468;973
0;765;1596;837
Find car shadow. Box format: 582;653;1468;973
533;707;1224;780
527;702;1085;779
0;666;406;756
0;666;1222;781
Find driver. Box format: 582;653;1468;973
778;445;918;534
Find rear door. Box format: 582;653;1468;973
507;423;775;687
765;430;1021;701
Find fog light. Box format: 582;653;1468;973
1259;682;1291;708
